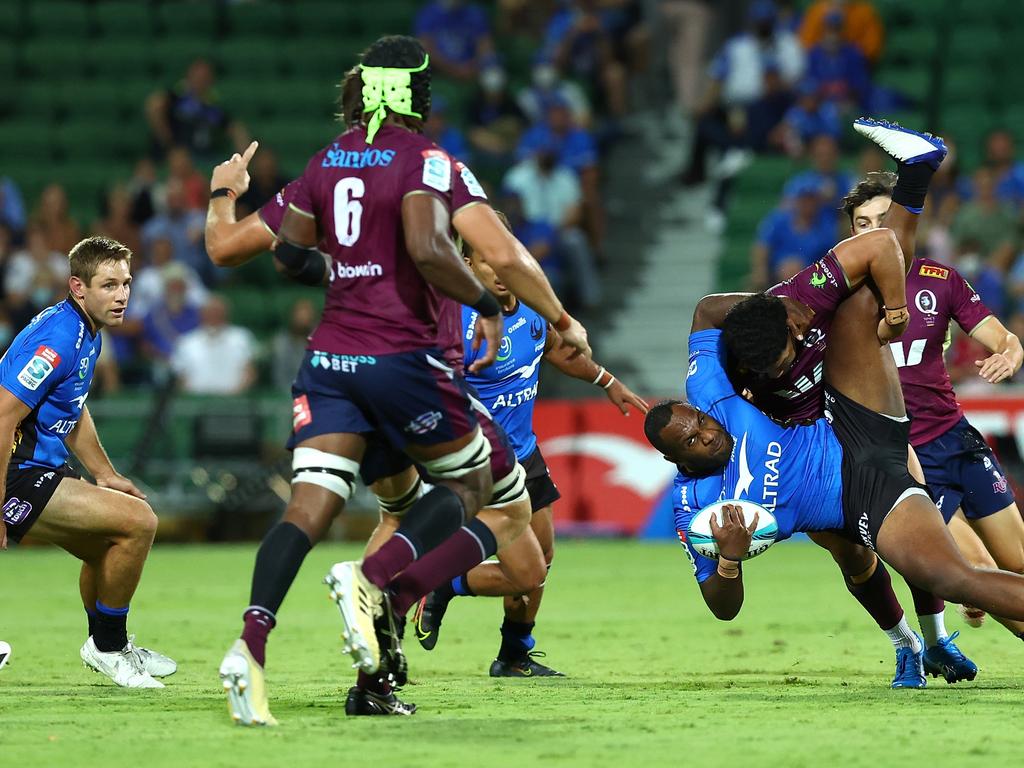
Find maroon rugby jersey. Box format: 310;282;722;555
738;250;850;423
289;124;455;355
261;153;492;369
894;258;992;446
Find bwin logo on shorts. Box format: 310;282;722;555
405;411;443;435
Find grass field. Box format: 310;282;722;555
1;540;1022;767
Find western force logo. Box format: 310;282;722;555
497;336;513;362
405;410;443;435
17;346;60;391
78;357;90;380
530;319;544;341
919;264;949;280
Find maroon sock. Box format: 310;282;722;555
908;581;945;616
241;608;275;668
388;528;489;615
356;669;391;695
361;536;417;590
846;560;904;629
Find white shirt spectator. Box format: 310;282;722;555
4;249;69;297
503;159;582;228
172;324;255;394
710;32;805;106
130;262;208;320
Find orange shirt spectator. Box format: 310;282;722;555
799;1;884;65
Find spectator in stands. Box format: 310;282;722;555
414;0;495;82
271;298;316;392
659;0;715;120
954;236;1010;320
141;178;211;285
805;10;871;111
32;183;81;255
91;184;142;257
4;223;70;328
145;58;248;163
131;237;208;321
771;78;842;156
126;157;158;225
423;96;472;164
166;146;207;211
237;147;289;219
799;0;884;67
517;95;604;251
952;167;1018;271
496;0;560;37
503;140;602;309
542;0;628;117
682;0;804;186
140;264;202;372
750;176;837;288
467;65;527;163
500;190;563;294
0;224;14;351
982;129;1024;205
517;52;592;128
171;295;256;395
0;176;26;241
782;133;853;213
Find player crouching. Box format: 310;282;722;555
0;236;174;688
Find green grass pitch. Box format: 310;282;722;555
1;540;1022;767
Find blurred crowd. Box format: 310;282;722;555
0;0;649;397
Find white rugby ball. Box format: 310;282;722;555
687;499;778;561
0;640;11;671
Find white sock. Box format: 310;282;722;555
918;612;948;648
883;616;921;652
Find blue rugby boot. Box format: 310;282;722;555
891;633;926;689
923;631;978;684
853;117;948;170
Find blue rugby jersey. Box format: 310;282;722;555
462;300;547;461
0;299;101;470
674;330;845;583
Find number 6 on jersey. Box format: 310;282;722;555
333;178;365;246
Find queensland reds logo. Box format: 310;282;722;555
915;289;937;315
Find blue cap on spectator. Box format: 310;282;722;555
748;0;777;23
787;176;823;198
542;91;572;111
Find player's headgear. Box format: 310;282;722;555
359;35;431;144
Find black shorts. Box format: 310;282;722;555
824;384;929;550
521;446;561;514
3;464;80;544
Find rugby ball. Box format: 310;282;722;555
687;499;778;561
0;640;10;671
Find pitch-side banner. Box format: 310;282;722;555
535;398;1024;539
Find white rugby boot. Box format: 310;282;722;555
324;561;383;674
80;636;164;689
129;635;177;678
219;639;278;726
853;117;948;169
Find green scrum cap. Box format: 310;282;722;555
360;54;430;144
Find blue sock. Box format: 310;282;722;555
499;619;536;660
93;600;129;652
451;574;474;597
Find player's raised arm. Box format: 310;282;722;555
832;228;908;338
543;327;647;415
205;141;275;267
693;292;813;340
970;316;1024;384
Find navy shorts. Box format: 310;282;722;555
3;464;80;544
521;446;561;513
915;416;1015;523
289;349;515;485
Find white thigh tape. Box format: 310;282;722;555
421;428;492;479
291;447;360;500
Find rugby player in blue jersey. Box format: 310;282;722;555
411;213;648;676
645;228;1024;637
0;236;175;688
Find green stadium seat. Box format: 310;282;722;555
157;1;219;38
269;287;324;326
942;67;993;107
226;0;292;38
60;79;151;122
953;0;1016;26
53;161;127;222
20;39;88;78
259;79;335;119
280;41;355;80
150;37;218;81
362;1;419;37
292;1;368;37
27;1;92;38
217;38;286;79
94;0;155;37
256;119;337;167
55;118;146;161
948;26;1005;64
0;119;55;162
230;254;280;287
87;40;157;78
0;2;25;40
733;156;797;196
12;81;61;119
874;65;932;106
222;286;276;334
884;27;938;64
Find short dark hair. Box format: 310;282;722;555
359;35;431;126
721;294;789;373
840;171;896;225
68;236;132;285
338;66;364;126
644;399;685;456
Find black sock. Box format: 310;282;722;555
393;486;467;557
93;601;129;652
86;607;97;638
892;161;935;213
499;619;536;661
249;522;313;614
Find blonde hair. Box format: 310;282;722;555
68;236;132;285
